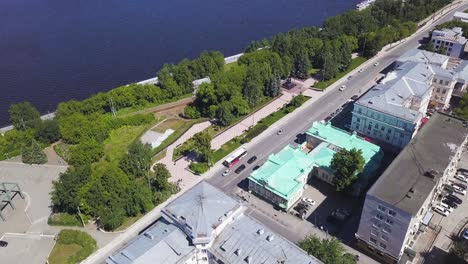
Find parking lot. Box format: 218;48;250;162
0;233;56;264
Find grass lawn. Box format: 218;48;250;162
103;125;150;163
152;118;188;133
153;149;167;162
224;61;239;72
116;94;192;117
313;57;367;90
212;137;242;163
308;68;320;75
48;244;82;264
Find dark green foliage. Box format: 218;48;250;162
35;119;61;144
54;229;97;263
330;148;365;192
51;165;91;214
191;131;212;162
9;102;41;130
299;235;356;264
455;93;468;119
151;164;179;205
189;162;210;174
69;139;104;166
241;123;269;143
120;142;153;178
289;95;307;108
22;139;47;164
0;129;35;160
216;101;235;126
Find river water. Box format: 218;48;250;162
0;0;358;126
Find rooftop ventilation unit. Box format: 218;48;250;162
267;235;275;242
257;229;264;235
245;256;252;263
235;248;242;256
144;232;154;240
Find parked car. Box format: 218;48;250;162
247;156;257;164
235;164;246;174
277;130;283;135
0;241;7;247
453;182;467;190
442;199;458;209
433;205;450;216
452;184;466;195
222;169;231;176
302;197;316;206
458;168;468;174
339;85;346;91
347;75;353;80
455;174;468;183
358;68;364;73
438;202;454;213
374;62;380;66
446;194;463;204
351;95;359;101
462;229;468;240
252;165;260;171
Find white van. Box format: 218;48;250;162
433;205;450;216
438;202;454;213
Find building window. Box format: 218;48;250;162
386;218;394;225
436;88;441;92
375;213;384;220
378;205;386;212
379;242;387;249
357;118;360;122
439;80;443;85
370;237;377;244
371;229;379;236
374;123;378;129
433;78;437;83
388;210;397;217
381;234;389;242
368;123;372;130
445;81;449;86
383;226;392;234
442;89;446;94
372;221;381;228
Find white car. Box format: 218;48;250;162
339;85;346;91
358;68;364;73
374;62;379;66
455;174;468;183
438;202;454;213
302;197;316;206
452;184;466;195
222;169;230;176
462;229;468;240
433;205;450;216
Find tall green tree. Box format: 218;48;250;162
299;235;356;264
9;102;41;130
119;142;153;178
294;53;311;79
330;148;365;192
35;119;61;144
216;101;235;126
191;131;212;162
151;164;178;204
22;139;47;164
51;165;91;213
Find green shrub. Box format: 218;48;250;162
242;123;269;143
189;162;209;174
22;139;47;164
48;213;82;227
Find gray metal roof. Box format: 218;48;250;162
210;214;321;264
432;27;467;44
397;48;449;66
368;112;468;215
356;61;432;122
106;218;196;264
162;181;242;244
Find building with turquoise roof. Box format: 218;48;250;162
248;121;383;210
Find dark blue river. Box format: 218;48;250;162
0;0;358;126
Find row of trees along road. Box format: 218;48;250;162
2;0;453;230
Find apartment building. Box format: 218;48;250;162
107;181;321;264
431;27;467;58
355;112;468;263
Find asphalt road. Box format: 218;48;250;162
207;0;468;237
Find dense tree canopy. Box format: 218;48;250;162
120;142;153;178
51;165;92;214
299;235;356;264
330;148;365;192
9;102;41;131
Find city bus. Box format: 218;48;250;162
223;147;247;167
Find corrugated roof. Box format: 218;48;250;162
397;48;449;66
355;61;432;122
368;112;468;215
248;145;316;199
211;214;321;264
106;218;195;264
163;181;241;244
